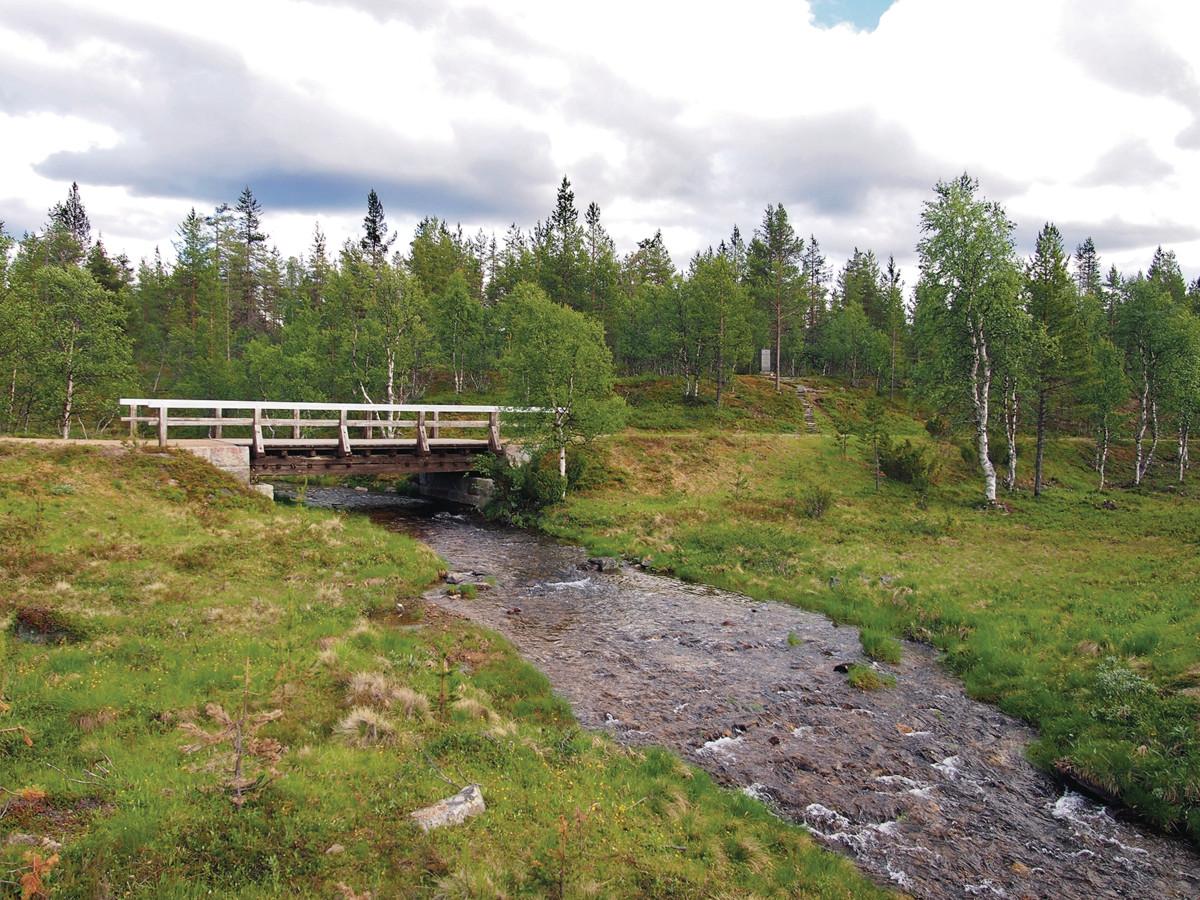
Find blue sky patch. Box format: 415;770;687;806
810;0;895;31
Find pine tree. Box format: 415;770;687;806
49;182;91;250
882;256;906;397
360;189;394;264
1025;223;1080;495
233;187;267;332
747;204;803;390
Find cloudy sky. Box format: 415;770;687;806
2;0;1198;282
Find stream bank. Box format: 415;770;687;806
283;486;1200;899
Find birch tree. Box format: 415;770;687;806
1115;278;1180;485
28;266;132;438
915;174;1023;504
501;284;624;488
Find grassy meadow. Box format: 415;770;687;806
543;375;1200;842
0;441;884;898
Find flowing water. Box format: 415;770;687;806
287;487;1200;899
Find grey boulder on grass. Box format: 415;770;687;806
410;784;486;832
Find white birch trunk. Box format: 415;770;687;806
1179;423;1189;483
60;368;74;440
1003;379;1018;492
969;319;997;503
1134;370;1150;484
1098;419;1109;491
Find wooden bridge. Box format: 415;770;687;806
120;399;542;476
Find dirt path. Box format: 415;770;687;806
296;488;1200;898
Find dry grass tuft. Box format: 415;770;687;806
451;696;495;722
345;672;430;717
392;686;431;720
316;583;344;606
334;707;395;747
75;708;119;733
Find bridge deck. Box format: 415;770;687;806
122;398;546;477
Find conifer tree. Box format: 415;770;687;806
233;186;266;332
747;204;803;390
801;235;829;332
1025;222;1080;495
360;189;394;264
49;181;91;250
1074;237;1101;297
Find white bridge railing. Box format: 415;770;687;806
120;398;545;457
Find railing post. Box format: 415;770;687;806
252;407;264;458
213;406;223;439
338;407;351;457
157;405;168;448
292;407;301;440
489;410;501;453
432;410;440;439
366;410;374;441
417;410;430;456
128;403;137;440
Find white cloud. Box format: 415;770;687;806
1;0;1197;282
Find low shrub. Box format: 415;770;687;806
475;453;567;524
10;606;92;644
798;485;834;520
879;439;937;490
924;415;951;441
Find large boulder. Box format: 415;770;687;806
409;784;485;832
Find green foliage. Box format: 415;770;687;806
924;415;950;440
476;453;568;524
878;438;937;490
501;283;626;458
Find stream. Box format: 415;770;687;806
285;487;1200;899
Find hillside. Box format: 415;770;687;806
543;375;1200;842
0;441;883;898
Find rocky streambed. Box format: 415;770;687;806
284;487;1200;899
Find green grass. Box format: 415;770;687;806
544;376;1200;843
845;665;895;692
0;442;884;898
616;375;813;432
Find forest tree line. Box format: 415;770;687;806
2;176;1199;499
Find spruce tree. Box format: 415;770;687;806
1074;237;1101;297
801;235;829;332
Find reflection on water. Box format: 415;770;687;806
283;486;1200;899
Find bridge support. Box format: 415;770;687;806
412;472;495;509
172;440;251;483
